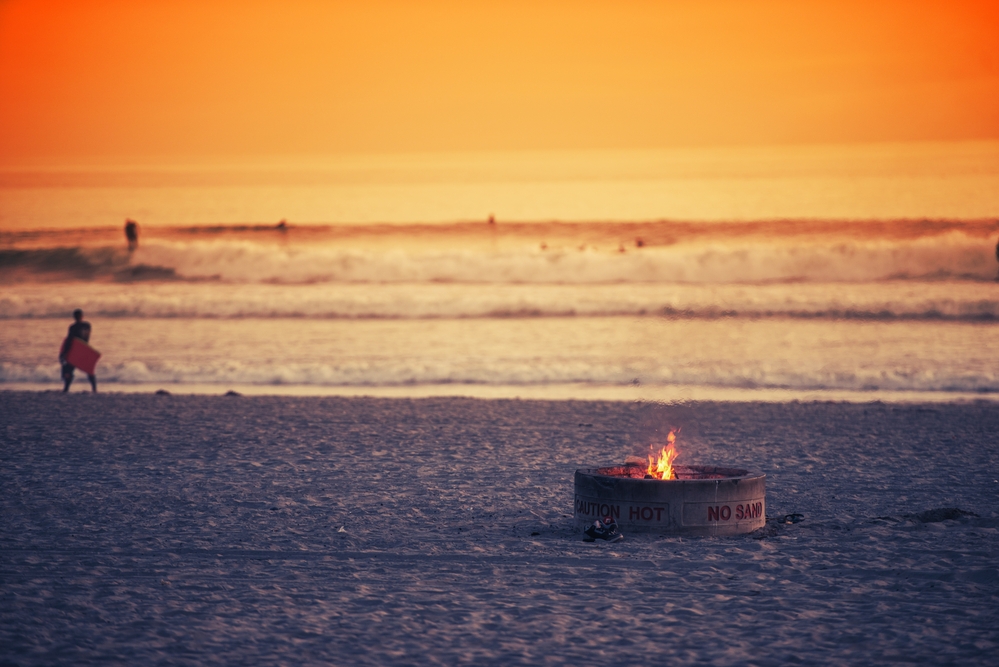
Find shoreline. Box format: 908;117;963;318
4;381;998;403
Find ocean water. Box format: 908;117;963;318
3;220;998;400
4;142;999;228
2;144;998;400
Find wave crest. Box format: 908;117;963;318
3;231;998;285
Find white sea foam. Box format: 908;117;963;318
4;217;998;398
2;280;997;320
2;316;996;394
4;223;998;285
4;352;996;393
108;232;999;284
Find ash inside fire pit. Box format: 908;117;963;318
574;463;766;536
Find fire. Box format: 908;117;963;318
647;429;679;480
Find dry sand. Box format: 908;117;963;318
1;392;997;665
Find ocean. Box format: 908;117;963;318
2;143;998;400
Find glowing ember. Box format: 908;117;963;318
647;429;679;480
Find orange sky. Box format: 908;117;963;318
1;0;997;163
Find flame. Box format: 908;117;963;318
647;429;679;480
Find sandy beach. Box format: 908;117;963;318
5;1;998;664
1;391;997;665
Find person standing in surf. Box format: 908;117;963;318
59;309;97;393
124;219;139;252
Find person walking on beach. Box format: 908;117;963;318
125;219;139;251
59;309;97;393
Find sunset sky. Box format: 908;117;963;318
1;0;997;164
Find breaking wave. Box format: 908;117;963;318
131;235;999;284
2;222;998;285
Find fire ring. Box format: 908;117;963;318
574;465;766;536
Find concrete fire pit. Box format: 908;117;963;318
574;464;766;536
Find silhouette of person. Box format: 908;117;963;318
125;219;139;251
59;309;97;393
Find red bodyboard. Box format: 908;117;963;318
65;337;101;375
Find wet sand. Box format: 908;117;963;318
2;392;997;665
